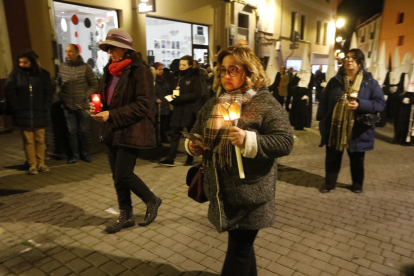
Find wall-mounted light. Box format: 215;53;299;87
336;19;345;28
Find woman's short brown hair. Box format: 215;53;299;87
214;45;270;92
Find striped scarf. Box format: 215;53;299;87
328;70;363;151
204;86;256;169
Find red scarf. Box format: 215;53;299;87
109;59;132;76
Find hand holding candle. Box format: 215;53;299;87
347;93;359;111
91;94;101;113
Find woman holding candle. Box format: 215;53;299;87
90;28;161;234
186;45;294;275
317;49;386;194
5;49;53;175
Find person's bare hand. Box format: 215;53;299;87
347;100;359;111
90;102;103;115
156;99;162;104
189;141;205;156
91;111;109;122
229;126;246;148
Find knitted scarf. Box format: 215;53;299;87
109;59;132;76
204;85;256;169
328;70;363;151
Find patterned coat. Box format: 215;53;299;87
191;87;294;232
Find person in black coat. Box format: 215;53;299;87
91;28;161;234
314;65;325;102
153;62;171;144
160;55;202;167
5;49;53;175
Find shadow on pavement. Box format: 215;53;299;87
278;164;349;189
0;191;109;228
0;189;30;197
403;265;414;276
0;245;220;276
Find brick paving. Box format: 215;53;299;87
0;114;414;276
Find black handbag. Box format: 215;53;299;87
186;163;208;203
356;113;381;126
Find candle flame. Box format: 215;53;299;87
93;96;100;102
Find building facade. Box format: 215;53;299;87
355;14;382;69
379;0;414;66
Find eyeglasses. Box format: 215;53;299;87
107;46;118;52
219;66;244;77
344;56;357;61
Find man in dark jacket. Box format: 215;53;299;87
57;44;98;164
160;55;202;166
314;65;325;102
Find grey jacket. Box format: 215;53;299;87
57;56;98;110
191;88;294;232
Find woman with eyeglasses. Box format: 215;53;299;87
90;28;162;233
186;45;294;275
317;49;386;194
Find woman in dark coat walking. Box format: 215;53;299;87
187;45;293;276
5;49;53;175
317;49;386;194
90;28;161;233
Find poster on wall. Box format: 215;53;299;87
154;39;160;49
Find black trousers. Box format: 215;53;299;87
325;147;365;190
107;146;156;211
166;126;193;162
222;229;258;276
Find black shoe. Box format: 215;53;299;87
138;197;162;226
319;186;335;193
80;154;92;163
160;159;174;167
68;157;79;164
351;188;363;194
105;209;135;234
183;160;193;166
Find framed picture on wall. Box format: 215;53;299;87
172;41;176;49
154;39;160;49
161;40;166;48
176;41;180;49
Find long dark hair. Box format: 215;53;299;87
338;48;365;76
15;49;40;73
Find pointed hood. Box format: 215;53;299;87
265;44;279;85
405;63;414;92
400;52;412;74
349;32;358;49
325;46;337;81
392;47;401;70
300;45;311;73
373;41;387;86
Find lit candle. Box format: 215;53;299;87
350;92;358;101
92;94;101;113
173;90;180;97
219;100;245;179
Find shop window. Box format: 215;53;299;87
316;21;321;43
300;15;306;40
397;13;404;24
145;17;209;68
238;13;249;29
398;36;405;46
323;22;328;45
53;1;119;77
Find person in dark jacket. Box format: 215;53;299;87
153;62;171;143
314;65;325;102
160;55;202;167
187;45;293;276
317;49;386;194
57;44;98;164
5;49;53;175
90;28;162;234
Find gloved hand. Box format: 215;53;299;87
301;95;309;100
403;97;410;104
170;96;181;106
384;95;388;101
320;82;327;88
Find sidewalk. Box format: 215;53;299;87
1;113;414;276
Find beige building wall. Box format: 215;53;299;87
356;14;382;69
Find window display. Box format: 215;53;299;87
54;2;119;76
146;17;208;68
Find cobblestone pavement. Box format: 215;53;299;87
1;113;414;276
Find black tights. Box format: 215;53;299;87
222;229;258;276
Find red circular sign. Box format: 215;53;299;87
71;14;79;25
75;31;78;37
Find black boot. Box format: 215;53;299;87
105;209;135;234
138;197;162;226
183;154;194;166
